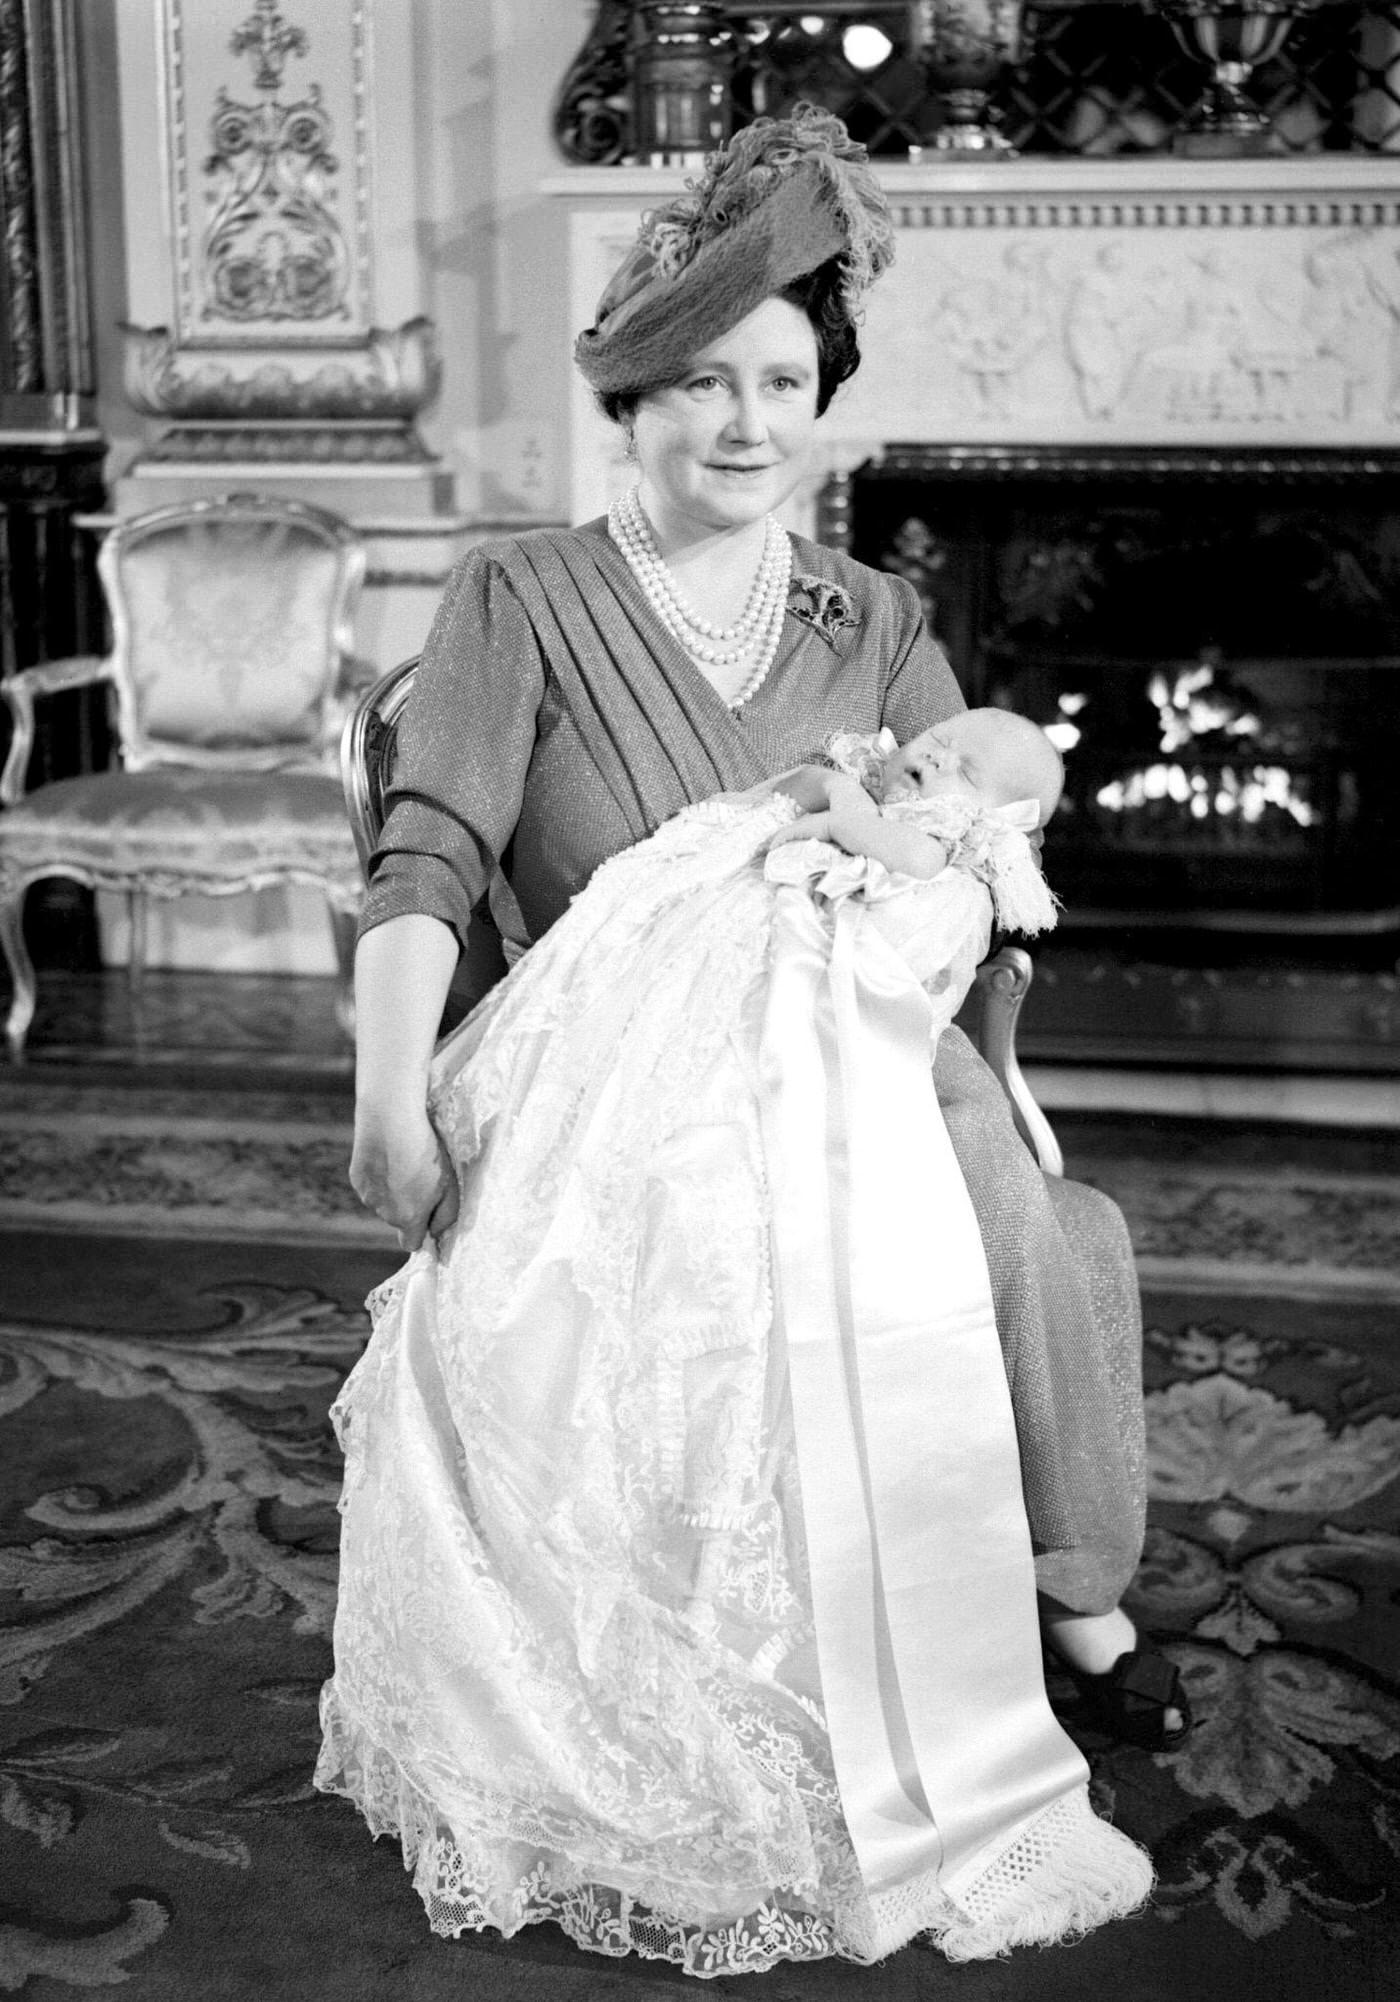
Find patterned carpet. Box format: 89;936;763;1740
1;1226;1397;2000
3;1070;1399;1304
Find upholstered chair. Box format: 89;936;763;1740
0;493;368;1060
341;657;1064;1175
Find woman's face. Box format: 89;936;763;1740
631;296;820;543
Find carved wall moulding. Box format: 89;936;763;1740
890;196;1400;231
121;317;440;422
162;0;373;345
865;443;1400;482
0;0;92;410
139;424;432;464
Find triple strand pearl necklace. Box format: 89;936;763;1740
610;486;792;710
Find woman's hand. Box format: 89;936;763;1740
350;914;462;1250
350;1098;459;1251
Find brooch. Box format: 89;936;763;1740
788;574;860;648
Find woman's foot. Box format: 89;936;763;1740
1043;1607;1190;1749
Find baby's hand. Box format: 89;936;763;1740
825;777;882;851
767;810;834;850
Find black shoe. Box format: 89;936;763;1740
1055;1644;1193;1751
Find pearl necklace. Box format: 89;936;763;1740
609;488;792;709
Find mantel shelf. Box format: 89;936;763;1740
543;155;1400;204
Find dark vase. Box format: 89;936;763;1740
630;3;735;165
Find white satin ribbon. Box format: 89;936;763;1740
757;887;1086;1927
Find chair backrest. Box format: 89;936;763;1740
340;653;420;874
101;492;366;773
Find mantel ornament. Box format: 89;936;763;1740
908;0;1024;158
1152;0;1319;155
553;0;632;166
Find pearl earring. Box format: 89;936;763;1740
624;429;638;462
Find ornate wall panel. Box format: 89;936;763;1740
160;0;373;345
117;0;437;440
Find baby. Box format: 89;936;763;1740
745;708;1065;956
757;706;1065;938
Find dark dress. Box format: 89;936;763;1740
361;517;1145;1613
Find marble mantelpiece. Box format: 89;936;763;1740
545;156;1400;530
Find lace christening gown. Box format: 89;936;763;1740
316;792;1152;1976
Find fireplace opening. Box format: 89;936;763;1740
843;448;1400;1070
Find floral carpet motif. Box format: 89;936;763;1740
1;1234;1396;2001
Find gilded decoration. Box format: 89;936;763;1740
127;4;440;441
120;317;440;424
201;1;348;323
160;0;372;346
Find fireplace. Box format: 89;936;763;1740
847;446;1400;933
836;447;1400;1072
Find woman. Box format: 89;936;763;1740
322;108;1177;1971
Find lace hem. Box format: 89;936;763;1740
315;1685;850;1977
315;1689;1152;1975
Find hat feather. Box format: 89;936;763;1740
639;103;895;313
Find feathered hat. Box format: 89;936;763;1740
573;104;895;398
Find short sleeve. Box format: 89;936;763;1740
879;575;965;742
359;548;548;950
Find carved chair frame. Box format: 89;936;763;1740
0;493;369;1061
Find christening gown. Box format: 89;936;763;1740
315;775;1154;1976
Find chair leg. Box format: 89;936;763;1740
0;886;37;1063
127;890;147;996
328;900;356;1043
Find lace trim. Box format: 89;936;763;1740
315;1688;855;1976
316;1693;1152;1973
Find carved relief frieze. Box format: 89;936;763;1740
843;217;1400;446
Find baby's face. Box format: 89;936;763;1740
880;726;984;806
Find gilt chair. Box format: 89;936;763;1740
341;657;1064;1176
0;492;368;1060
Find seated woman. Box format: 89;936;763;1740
323;103;1185;1975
